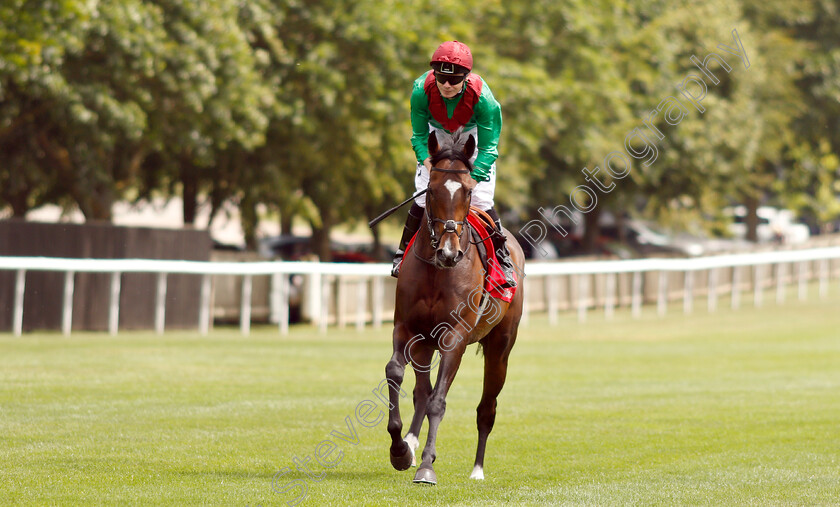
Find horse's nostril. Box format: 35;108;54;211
454;251;464;263
436;248;458;266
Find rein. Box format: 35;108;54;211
429;167;471;174
468;206;500;245
413;167;498;287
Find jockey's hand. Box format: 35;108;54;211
423;158;432;172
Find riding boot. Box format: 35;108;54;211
485;208;518;289
391;203;424;278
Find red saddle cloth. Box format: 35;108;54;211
403;214;517;303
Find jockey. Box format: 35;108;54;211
391;40;517;289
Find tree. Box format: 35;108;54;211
0;0;95;216
785;0;840;229
0;1;272;223
232;0;441;257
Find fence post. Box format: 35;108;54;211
356;278;368;332
62;271;75;336
372;276;384;330
308;271;322;329
605;272;616;320
577;274;588;323
320;275;330;334
13;269;26;337
109;272;122;336
798;261;807;301
199;274;212;336
657;271;667;317
547;275;558;326
819;259;829;299
683;270;694;314
155;272;167;335
632;271;642;318
708;268;718;312
521;283;530;327
337;276;347;329
753;264;763;308
776;263;785;304
731;266;741;310
276;274;290;336
240;274;253;336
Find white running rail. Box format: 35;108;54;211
2;246;840;336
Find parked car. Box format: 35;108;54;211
258;235;395;262
726;206;810;245
513;213;706;259
513;231;561;260
599;220;707;257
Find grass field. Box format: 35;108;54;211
2;285;840;506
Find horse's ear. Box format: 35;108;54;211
463;134;476;160
428;131;440;156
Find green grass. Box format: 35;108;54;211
2;286;840;506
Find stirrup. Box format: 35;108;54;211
495;255;517;289
493;237;517;289
391;249;405;278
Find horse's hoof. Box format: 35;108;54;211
390;442;413;471
413;465;437;485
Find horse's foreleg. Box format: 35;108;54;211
405;346;434;466
386;347;413;471
414;350;464;485
472;330;516;480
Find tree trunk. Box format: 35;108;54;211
582;206;602;254
310;205;333;261
616;211;627;244
311;226;332;261
181;158;199;225
35;131;113;221
75;173;114;221
370;222;384;261
241;194;259;251
280;212;293;236
366;204;384;260
745;195;759;243
6;187;30;217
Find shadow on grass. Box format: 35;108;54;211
175;467;390;482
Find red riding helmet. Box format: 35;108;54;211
430;41;473;73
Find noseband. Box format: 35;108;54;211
426;167;471;250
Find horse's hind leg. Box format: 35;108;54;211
385;334;413;471
471;328;517;480
405;346;435;466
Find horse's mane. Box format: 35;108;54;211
430;128;474;170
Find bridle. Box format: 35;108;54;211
425;166;472;251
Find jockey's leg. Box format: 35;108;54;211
484;207;517;289
391;202;424;278
393;160;431;278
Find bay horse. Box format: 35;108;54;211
385;129;525;485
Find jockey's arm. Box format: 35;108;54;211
410;77;432;165
471;84;502;182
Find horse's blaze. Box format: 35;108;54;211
443;180;462;199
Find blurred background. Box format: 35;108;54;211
1;0;839;262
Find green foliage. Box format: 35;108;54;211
1;0;837;249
